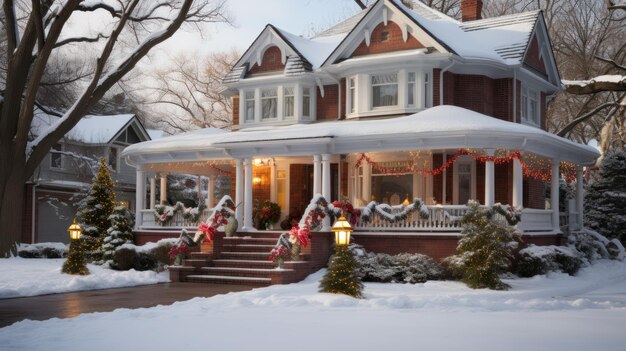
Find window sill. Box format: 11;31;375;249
346;107;423;119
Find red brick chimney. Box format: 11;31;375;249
461;0;483;21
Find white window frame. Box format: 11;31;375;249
50;143;64;169
283;86;295;119
521;85;540;127
261;88;278;120
244;90;255;122
302;87;311;118
453;156;476;205
370;72;399;109
348;77;356;113
407;72;416;107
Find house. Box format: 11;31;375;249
22;112;152;244
121;0;598;268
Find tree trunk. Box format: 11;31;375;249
0;163;26;257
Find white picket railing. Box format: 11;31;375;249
353;205;470;232
139;208;213;229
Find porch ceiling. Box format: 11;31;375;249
122;106;599;167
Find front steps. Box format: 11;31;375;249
169;231;333;287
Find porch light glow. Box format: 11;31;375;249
253;159;265;166
67;218;82;240
253;176;262;185
331;216;352;246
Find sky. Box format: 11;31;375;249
159;0;363;57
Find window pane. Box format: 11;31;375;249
261;88;277;119
284;96;294;118
372;84;398;107
371;73;397;85
50;143;62;168
303;88;310;117
245;101;255;121
408;83;415;106
424;73;430;108
245;91;254;100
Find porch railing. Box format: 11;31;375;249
353;205;470;232
139;208;213;229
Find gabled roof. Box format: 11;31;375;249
31;111;150;145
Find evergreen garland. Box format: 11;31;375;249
103;206;135;268
319;245;363;298
154;202;207;225
585;151;626;243
76;158;116;261
62;240;89;275
359;199;429;223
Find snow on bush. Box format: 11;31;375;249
17;242;68;258
353;245;444;284
517;245;583;277
113;238;179;272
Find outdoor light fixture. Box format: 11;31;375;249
331;216;352;246
253;176;262;185
67;218;82;241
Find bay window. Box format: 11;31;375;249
407;72;416;106
261;88;278;120
371;73;398;107
521;85;540;126
283;87;294;119
349;78;356;113
302;87;311;117
245;91;255;121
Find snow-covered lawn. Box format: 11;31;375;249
1;260;625;350
0;258;169;298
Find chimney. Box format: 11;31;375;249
461;0;483;21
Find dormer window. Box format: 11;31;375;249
380;31;389;42
371;73;398;108
240;85;316;126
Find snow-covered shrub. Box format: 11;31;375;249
585;151;626;243
111;239;176;271
102;206;135;268
112;247;136;271
150;242;176;271
516;245;583;277
568;230;610;261
356;250;444;284
134;252;157;271
17;242;68;258
445;200;520;290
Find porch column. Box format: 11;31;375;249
512;158;523;208
485;149;495;207
313;154;321;195
235;159;243;222
322;154;332;200
551;159;560;232
159;174;167;205
207;176;215;208
243;157;254;231
576;166;584;229
135;170;145;229
149;175;156;209
362;162;371;202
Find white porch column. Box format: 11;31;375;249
485;149;495;207
322;154;332;200
243;158;254;231
159;175;167;205
512;158;523;208
207;176;215;208
149;176;156;209
551;159;560;232
362;162;372;202
135;170;145;229
313;155;321;195
576;166;584;229
235;159;243;222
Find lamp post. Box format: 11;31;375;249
62;218;89;275
319;215;363;298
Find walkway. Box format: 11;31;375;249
0;282;253;328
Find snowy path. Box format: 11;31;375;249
0;258;169;298
1;260;625;350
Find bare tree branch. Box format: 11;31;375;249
3;0;18;54
563;76;626;94
557;101;619;136
54;34;109;48
353;0;367;10
606;0;626;11
595;55;626;71
31;0;45;51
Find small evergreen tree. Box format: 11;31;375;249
103;206;135;268
585;151;626;243
448;201;519;290
77;158;116;261
319;245;364;298
62;240;89;275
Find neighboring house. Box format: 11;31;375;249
22;113;152;244
122;0;598;259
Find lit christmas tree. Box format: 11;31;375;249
62;240;89;275
319;245;363;298
102;206;135;268
77;158;116;261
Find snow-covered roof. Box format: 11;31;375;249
147;129;166;140
122;106;599;166
32;111;140;145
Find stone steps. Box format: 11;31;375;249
185;274;272;286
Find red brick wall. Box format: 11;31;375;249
247;46;285;75
461;0;483;21
232;95;239;126
289;164;312;216
475;163;485;204
352;234;461;261
493;78;513;122
495;163;512;205
340;160;348;198
524;36;547;75
351;21;424;57
316;84;339;121
340;78;347;119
